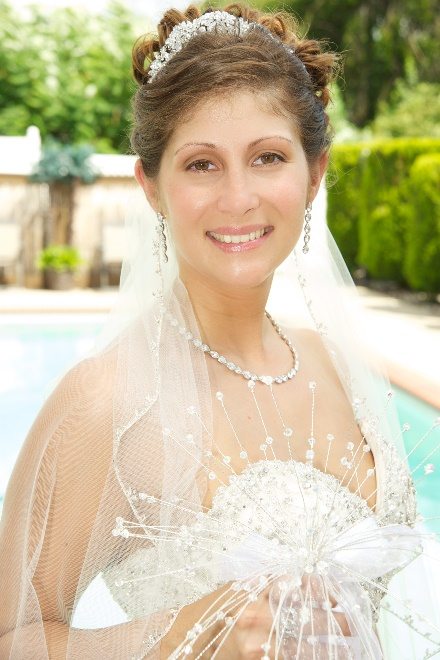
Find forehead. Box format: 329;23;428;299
167;89;299;148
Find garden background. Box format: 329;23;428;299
0;0;439;294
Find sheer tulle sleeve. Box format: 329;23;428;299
0;350;122;658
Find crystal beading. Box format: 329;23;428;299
147;10;308;83
104;453;418;628
165;309;300;385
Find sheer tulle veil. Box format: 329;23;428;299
1;179;438;658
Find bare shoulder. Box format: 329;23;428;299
49;344;118;409
281;325;345;386
281;325;330;358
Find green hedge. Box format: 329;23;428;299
404;154;440;292
325;144;363;272
327;138;440;292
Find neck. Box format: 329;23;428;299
179;272;274;364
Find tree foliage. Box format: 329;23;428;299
371;82;440;138
1;0;438;147
30;142;99;183
0;0;138;152
253;0;439;128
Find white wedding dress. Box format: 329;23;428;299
93;418;422;659
66;191;439;659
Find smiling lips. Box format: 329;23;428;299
206;225;273;250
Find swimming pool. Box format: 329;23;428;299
393;387;440;535
1;316;439;533
0;315;105;502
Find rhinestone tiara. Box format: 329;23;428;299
147;10;308;84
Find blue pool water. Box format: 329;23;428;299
0;315;104;502
0;316;439;533
393;387;440;535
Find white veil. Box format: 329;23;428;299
1;177;439;658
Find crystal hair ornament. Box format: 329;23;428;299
147;10;309;84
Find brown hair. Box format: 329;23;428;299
131;3;341;178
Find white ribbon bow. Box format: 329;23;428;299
218;517;422;659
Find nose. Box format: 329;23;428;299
216;166;260;217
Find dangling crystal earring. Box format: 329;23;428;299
152;211;168;311
302;203;312;254
156;211;168;263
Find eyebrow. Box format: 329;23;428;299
174;135;294;156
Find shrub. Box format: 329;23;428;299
357;139;440;282
36;245;84;272
327;138;440;292
404;154;440;293
327;144;363;272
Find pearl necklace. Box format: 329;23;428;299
164;310;299;386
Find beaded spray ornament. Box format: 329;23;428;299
107;11;440;660
108;338;440;659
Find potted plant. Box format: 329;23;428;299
36;244;85;290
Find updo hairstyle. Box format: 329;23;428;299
131;3;341;178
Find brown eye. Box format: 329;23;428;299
187;160;213;172
255;152;285;166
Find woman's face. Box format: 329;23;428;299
136;89;327;293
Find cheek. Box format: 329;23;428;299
265;164;308;204
162;180;218;254
163;195;205;257
164;184;209;230
272;181;308;231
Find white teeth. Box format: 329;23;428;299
209;228;267;244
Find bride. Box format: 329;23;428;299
1;3;439;658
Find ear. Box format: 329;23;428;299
134;158;161;213
307;150;329;205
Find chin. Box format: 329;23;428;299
178;244;293;292
207;263;277;292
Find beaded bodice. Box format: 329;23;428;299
103;436;418;627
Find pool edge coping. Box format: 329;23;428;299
384;358;440;410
